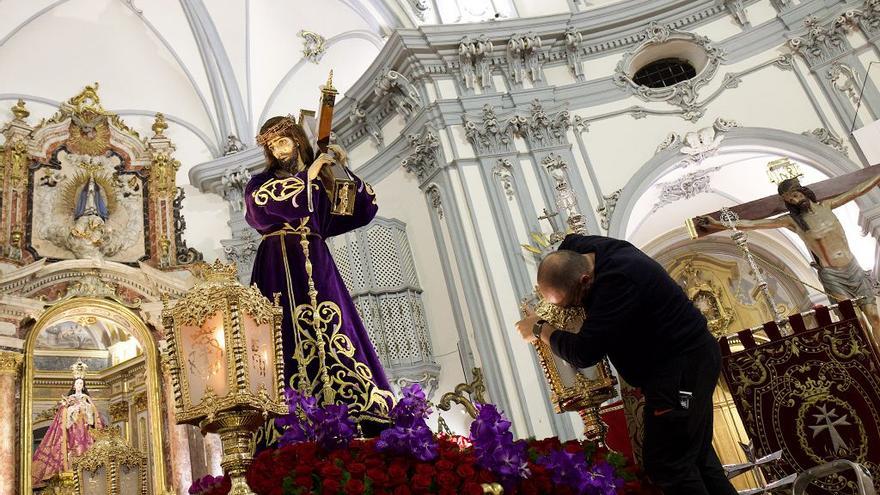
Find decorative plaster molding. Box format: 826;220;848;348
407;0;430;21
523;99;571;150
425;184;444;219
723;0;750;27
506;33;543;85
826;62;861;104
651;167;721;212
802;128;848;154
349;101;384;147
220;165;252;213
597;189;621;232
223;134;244;155
564;27;585;80
222;230;260;285
374;70;423;120
789;15;852;67
464;105;520;155
656;117;741;167
843;0;880;38
493;158;515;201
458;35;494;90
298;30;327;64
613;22;725;118
401;128;440;185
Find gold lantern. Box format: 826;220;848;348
523;298;618;441
72;429;148;495
162;261;288;495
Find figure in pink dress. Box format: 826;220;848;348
32;376;104;485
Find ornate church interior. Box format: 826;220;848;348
2;0;880;494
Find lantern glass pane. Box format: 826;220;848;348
179;311;229;404
81;466;107;495
242;314;276;400
119;463;143;494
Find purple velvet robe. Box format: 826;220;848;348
245;168;393;442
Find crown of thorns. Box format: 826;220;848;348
256;115;296;146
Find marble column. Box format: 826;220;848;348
162;369;193;495
203;433;223;475
0;351;23;495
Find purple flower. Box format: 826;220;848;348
539;451;624;495
188;475;224;495
277;387;355;451
376;383;438;461
469;404;530;487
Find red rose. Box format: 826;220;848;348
411;474;433;491
345;479;366;495
436;471;459;489
293;475;313;489
367;468;389;486
392;486;412;495
462;482;483;495
388;464;408;483
414;464;434;477
319;464;344;478
435;460;455;472
347;462;367;477
322;477;342;494
455;464;475;479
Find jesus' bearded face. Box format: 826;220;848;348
267;137;296;163
782;190;812;212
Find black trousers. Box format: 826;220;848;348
641;337;738;495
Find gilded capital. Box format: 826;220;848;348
0;351;23;375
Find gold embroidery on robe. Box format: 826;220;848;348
252;177;308;207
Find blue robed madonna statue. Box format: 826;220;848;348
74;176;109;220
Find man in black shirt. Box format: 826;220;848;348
516;234;737;495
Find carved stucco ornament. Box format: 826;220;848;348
614;23;724;119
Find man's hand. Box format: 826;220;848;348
515;304;546;343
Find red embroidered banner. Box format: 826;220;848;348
720;300;880;494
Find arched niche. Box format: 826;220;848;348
608;127;880;244
19;297;168;495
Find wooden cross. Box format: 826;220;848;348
686;164;880;238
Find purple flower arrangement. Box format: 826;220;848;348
188;475;227;495
375;383;438;461
275;388;355;451
470;403;531;488
539;449;625;495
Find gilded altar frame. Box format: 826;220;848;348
19;297;168;495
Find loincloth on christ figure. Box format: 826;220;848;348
816;258;876;308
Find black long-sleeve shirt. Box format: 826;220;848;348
549;234;714;388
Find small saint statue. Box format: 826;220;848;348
31;366;104;485
74;176;109;220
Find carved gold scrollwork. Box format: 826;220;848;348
149;152;180;199
437;368;488;419
72;429;148;495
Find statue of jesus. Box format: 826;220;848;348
245;115;393;446
698;174;880;341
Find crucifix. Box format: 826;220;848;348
686;162;880;345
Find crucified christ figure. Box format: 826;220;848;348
697;174;880;342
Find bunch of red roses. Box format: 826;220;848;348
246;435;498;495
243;434;654;495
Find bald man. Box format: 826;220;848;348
515;234;736;495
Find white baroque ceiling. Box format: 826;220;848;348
0;0;631;164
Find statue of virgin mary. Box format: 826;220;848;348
31;363;104;486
